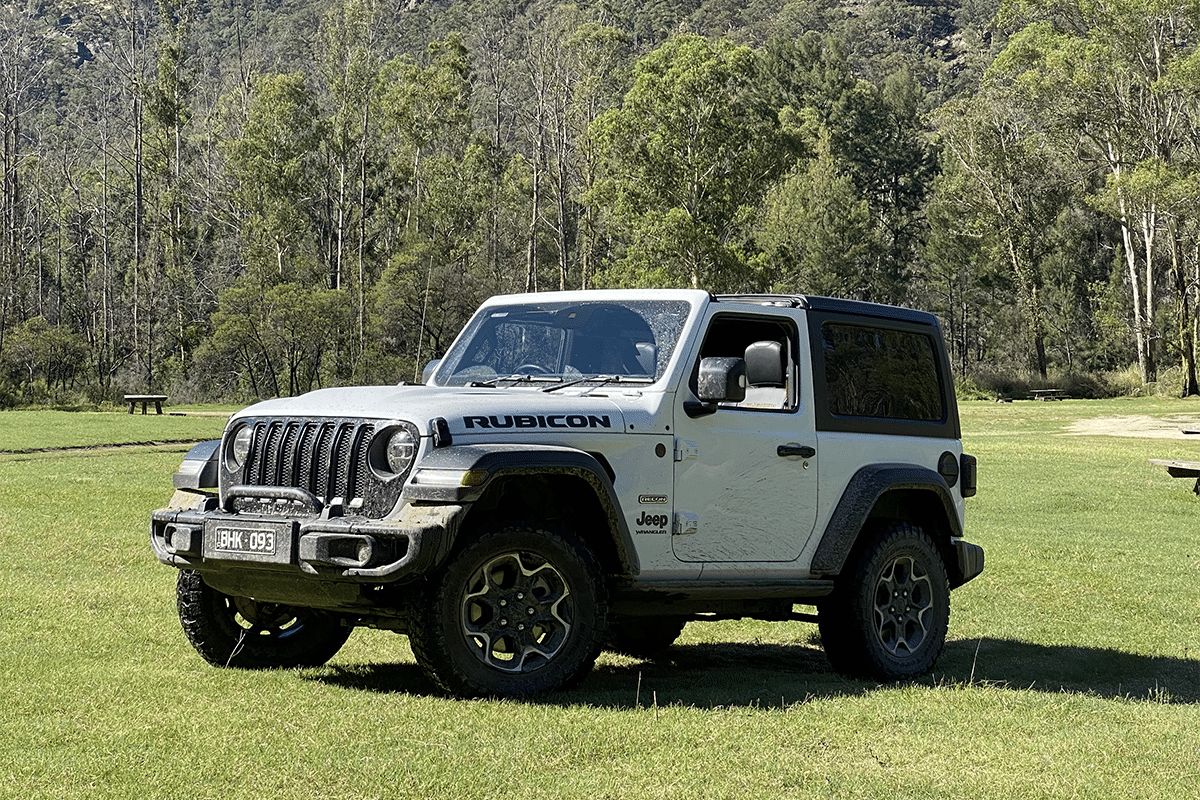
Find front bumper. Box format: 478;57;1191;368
150;499;464;584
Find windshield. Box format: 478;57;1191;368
432;299;692;387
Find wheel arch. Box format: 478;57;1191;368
403;444;639;578
812;464;964;585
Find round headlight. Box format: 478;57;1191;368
228;426;254;470
385;428;418;475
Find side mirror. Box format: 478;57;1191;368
687;357;746;417
421;359;441;385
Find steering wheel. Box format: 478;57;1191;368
514;363;550;374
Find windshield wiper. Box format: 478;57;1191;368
469;373;564;388
543;374;654;393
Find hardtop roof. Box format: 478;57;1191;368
476;289;939;328
714;293;939;327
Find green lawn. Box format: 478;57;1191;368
1;400;1198;799
0;408;230;453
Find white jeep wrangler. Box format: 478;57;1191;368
151;290;982;697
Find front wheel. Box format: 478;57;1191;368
818;522;950;680
409;524;607;698
176;570;352;669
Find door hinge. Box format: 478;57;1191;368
674;438;699;462
673;511;698;536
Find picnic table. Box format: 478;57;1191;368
1149;458;1200;495
125;394;168;415
1030;388;1067;401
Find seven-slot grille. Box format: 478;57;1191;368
245;420;376;505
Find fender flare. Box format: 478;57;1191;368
173;439;221;491
811;464;962;577
402;443;639;576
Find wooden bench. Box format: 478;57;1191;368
1149;458;1200;495
125;394;168;415
1030;388;1066;401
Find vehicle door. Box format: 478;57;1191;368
670;308;818;563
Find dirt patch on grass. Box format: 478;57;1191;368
1065;414;1200;439
0;439;205;456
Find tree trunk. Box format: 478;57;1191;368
1005;239;1048;379
526;154;540;293
1141;209;1158;384
357;100;368;357
1117;197;1151;385
1168;219;1198;396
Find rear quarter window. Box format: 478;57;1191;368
822;323;945;422
808;311;960;439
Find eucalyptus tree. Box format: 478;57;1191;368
63;56;135;392
318;0;387;363
923;167;1000;376
143;0;211;385
369;36;486;384
565;22;631;289
1;316;89;400
0;7;53;361
519;4;580;292
932;89;1075;378
757;128;878;297
463;0;525;291
589;34;789;291
223;71;326;285
97;0;163;388
513;7;632;293
991;0;1200;385
1100;160;1200;393
198;280;351;398
755;34;935;305
514;6;559;292
378;37;473;241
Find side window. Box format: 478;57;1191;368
822;323;944;421
695;315;797;411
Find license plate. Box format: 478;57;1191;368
214;526;276;555
203;519;292;563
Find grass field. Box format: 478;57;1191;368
2;399;1199;799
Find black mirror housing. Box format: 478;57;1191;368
697;357;746;403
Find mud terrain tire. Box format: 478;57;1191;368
177;570;351;669
818;522;950;680
409;524;607;698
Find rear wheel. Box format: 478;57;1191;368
409;524;607;698
818;523;949;680
176;570;351;669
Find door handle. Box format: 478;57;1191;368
777;443;816;459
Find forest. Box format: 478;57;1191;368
3;0;1200;405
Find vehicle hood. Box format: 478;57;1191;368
231;385;629;436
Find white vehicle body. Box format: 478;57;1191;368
152;289;981;697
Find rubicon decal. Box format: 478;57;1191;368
463;414;612;430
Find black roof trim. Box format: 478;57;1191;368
714;294;938;326
714;294;805;309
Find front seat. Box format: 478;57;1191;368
741;340;786;408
